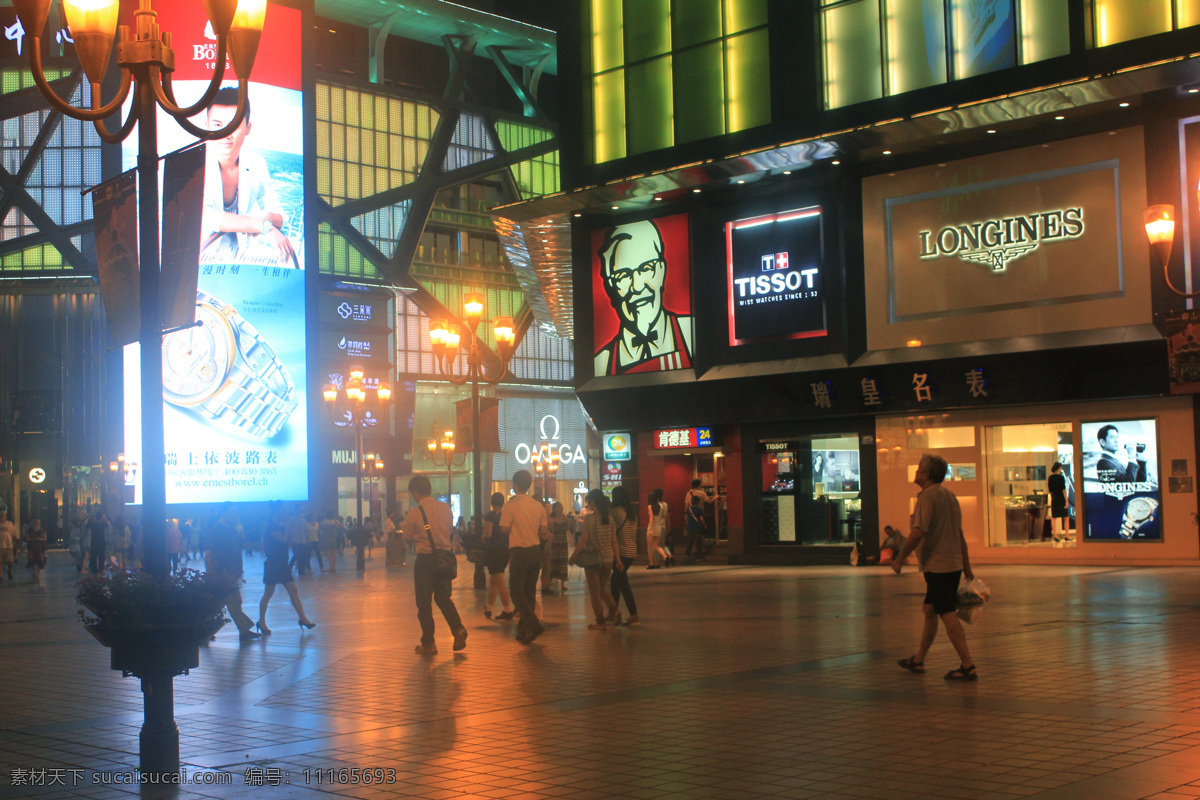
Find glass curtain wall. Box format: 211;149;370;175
821;0;1071;109
588;0;770;163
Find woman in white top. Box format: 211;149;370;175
647;489;670;569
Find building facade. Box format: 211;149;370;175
494;0;1200;564
0;0;576;539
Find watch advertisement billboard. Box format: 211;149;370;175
591;213;693;376
726;207;825;346
123;1;308;504
1080;419;1161;541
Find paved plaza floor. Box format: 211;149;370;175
4;552;1200;799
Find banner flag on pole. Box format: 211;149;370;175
457;396;502;452
160;143;205;329
92;171;140;347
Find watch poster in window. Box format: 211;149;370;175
1080;419;1161;541
591;214;693;376
122;2;308;504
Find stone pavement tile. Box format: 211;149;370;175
11;559;1200;798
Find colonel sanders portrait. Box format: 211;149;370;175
594;219;693;376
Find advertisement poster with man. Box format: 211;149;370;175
591;214;693;376
1080;419;1161;541
123;1;307;504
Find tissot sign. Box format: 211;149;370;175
726;207;825;346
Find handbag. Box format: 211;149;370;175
418;504;458;580
574;517;602;568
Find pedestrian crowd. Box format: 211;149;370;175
3;453;978;679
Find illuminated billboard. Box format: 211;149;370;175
725;206;825;346
123;1;308;504
1080;419;1161;541
591;214;693;376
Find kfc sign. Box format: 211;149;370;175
726;207;827;346
652;427;714;449
592;214;693;376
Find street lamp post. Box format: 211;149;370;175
13;0;267;581
427;423;467;498
13;0;266;777
323;368;392;571
426;293;516;541
1143;204;1200;298
532;444;560;503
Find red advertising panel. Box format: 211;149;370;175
591;214;693;376
651;427;714;449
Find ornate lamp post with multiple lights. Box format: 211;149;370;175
426;292;516;538
13;0;266;579
13;0;266;776
323;369;392;571
533;444;560;503
428;423;467;498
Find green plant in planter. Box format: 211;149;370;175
77;569;238;675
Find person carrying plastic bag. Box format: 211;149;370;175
891;454;979;681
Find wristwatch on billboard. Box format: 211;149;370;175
260;216;275;236
1118;497;1158;540
162;290;298;439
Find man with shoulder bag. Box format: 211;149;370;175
402;475;467;655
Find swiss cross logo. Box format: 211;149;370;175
760;252;789;271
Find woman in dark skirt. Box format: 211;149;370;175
257;503;316;634
481;492;514;620
1048;462;1070;545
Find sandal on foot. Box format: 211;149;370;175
944;664;978;681
897;657;925;674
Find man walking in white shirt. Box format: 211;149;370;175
500;470;550;644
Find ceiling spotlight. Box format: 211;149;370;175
737;179;745;184
1190;88;1199;94
882;150;892;155
653;196;663;201
572;212;581;218
831;160;840;165
986;129;997;134
1054;115;1065;120
692;188;701;193
1119;102;1130;107
782;170;792;174
611;205;618;210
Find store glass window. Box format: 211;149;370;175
820;0;1070;109
1094;0;1172;46
760;435;861;545
983;422;1076;548
587;0;770;162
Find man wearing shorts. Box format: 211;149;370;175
892;454;977;681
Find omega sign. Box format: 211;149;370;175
513;414;586;466
918;208;1085;272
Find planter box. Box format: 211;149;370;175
85;620;226;677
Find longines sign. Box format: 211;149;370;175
881;159;1124;323
917;208;1085;272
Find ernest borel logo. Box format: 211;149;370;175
918;207;1085;272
